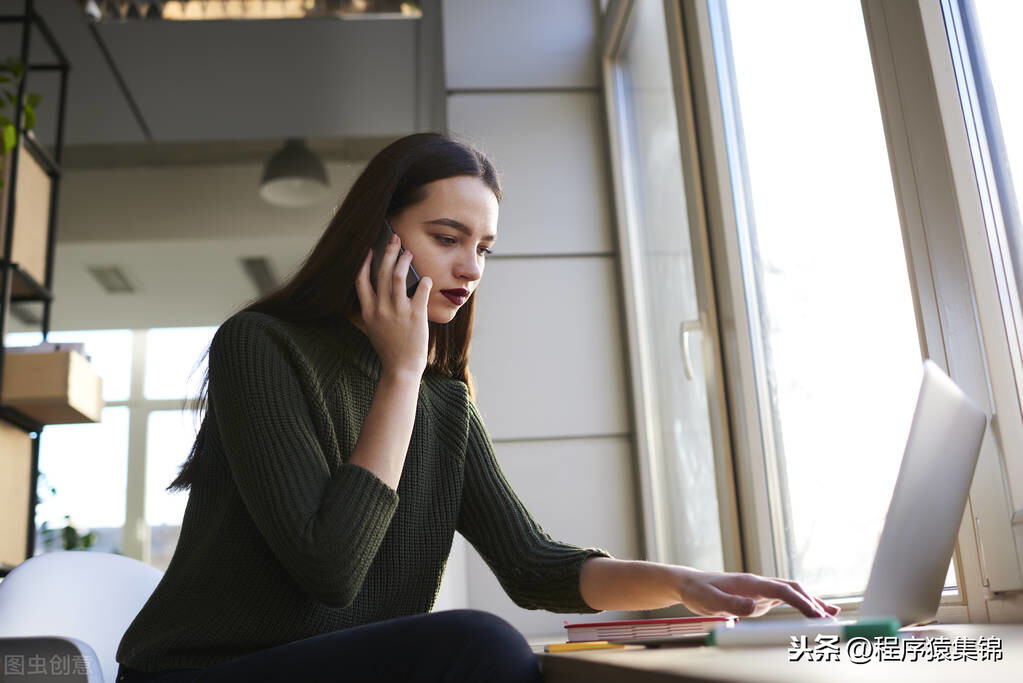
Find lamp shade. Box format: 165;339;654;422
258;138;331;208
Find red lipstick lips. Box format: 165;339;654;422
441;289;468;305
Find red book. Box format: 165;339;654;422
564;616;736;642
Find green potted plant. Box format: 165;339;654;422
0;57;42;189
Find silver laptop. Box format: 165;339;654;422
857;359;987;626
714;360;987;643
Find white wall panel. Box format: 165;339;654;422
463;436;641;636
448;93;614;256
443;0;640;636
442;0;600;90
470;257;630;440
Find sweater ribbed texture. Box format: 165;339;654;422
116;311;610;673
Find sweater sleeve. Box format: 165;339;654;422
208;313;399;608
456;397;611;613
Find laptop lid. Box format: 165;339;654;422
858;359;987;626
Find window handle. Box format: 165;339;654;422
680;314;704;381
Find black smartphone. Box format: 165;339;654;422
369;218;421;297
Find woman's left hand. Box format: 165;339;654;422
674;567;840;619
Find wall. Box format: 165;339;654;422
438;0;642;637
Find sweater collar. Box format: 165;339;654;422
334;315;383;380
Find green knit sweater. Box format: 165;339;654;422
116;311;609;672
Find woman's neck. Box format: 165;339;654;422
346;310;369;335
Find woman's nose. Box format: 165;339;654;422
455;253;482;281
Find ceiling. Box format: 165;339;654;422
2;0;444;333
5;0;434;148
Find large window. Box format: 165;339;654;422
602;0;1023;610
6;326;215;569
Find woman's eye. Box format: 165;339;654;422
435;235;493;256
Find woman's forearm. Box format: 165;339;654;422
347;369;421;490
579;557;684;611
580;557;839;618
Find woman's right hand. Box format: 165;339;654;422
353;233;433;380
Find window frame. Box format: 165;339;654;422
600;0;743;574
599;0;1023;620
859;0;1023;619
672;0;1023;619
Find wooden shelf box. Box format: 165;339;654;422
0;138;51;287
1;350;103;425
0;419;33;567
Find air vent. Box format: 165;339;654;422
240;257;278;296
88;265;136;293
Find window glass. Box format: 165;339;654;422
968;0;1023;399
616;0;724;570
144;326;216;400
145;410;196;570
34;406;130;555
972;0;1023;234
717;0;927;596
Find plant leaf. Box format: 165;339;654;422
23;107;35;130
26;92;41;108
1;122;15;155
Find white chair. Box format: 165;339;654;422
0;551;163;683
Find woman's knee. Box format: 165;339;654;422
433;610;519;641
430;609;540;683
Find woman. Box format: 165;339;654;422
115;133;837;683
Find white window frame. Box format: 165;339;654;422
859;0;1023;620
600;0;743;573
600;0;1023;621
672;0;1023;620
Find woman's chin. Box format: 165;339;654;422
427;308;458;325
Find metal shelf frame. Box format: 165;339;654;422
0;0;71;572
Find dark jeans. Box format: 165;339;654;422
115;609;542;683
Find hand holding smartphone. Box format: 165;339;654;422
369;219;421;297
356;218;431;379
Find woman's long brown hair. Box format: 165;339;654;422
168;133;502;492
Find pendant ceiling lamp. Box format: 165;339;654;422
259;138;331;208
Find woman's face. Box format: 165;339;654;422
389;175;499;324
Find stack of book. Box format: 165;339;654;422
564;616;735;643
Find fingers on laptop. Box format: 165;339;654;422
721;574;829;619
777;578;840;618
683;578;770;617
